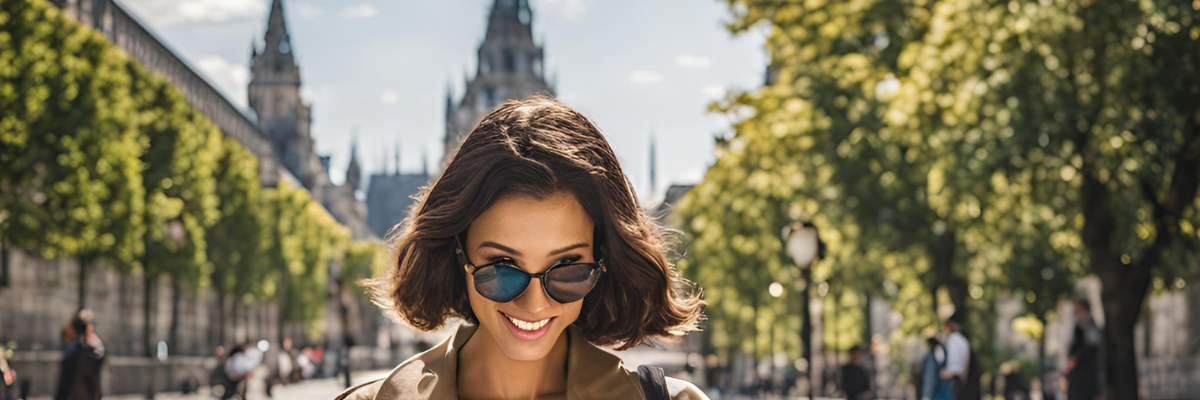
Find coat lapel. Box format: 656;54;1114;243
373;324;644;400
564;325;645;400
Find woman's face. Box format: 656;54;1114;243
463;191;594;361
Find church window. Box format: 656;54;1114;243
503;50;516;72
279;39;291;54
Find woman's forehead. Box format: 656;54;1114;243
467;192;594;255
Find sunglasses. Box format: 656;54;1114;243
455;244;606;303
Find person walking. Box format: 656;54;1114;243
55;310;105;400
840;346;871;400
1067;299;1102;400
921;337;953;400
940;318;970;399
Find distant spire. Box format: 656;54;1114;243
445;80;455;120
266;0;289;40
649;131;657;197
346;126;361;190
394;141;401;176
423;147;429;176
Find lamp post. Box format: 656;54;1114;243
784;221;824;400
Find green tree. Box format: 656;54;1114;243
263;182;347;342
0;0;145;309
129;69;222;355
207;137;266;346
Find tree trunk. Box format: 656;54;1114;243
1099;267;1150;400
215;289;226;348
928;227;968;331
231;299;241;344
168;277;181;355
2;237;10;289
144;274;155;358
78;256;89;310
1037;315;1047;394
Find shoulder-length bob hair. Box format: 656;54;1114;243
369;94;703;349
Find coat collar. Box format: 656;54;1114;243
372;323;643;400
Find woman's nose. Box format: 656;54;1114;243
513;277;552;313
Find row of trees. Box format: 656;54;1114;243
680;0;1198;397
0;0;385;351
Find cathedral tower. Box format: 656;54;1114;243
249;0;315;187
442;0;553;166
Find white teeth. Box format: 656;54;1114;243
504;313;550;331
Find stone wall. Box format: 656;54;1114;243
0;247;296;396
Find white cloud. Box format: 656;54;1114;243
195;55;249;108
700;84;725;99
341;4;379;19
629;70;664;84
530;0;586;21
119;0;266;27
301;87;321;104
379;90;399;105
675;54;712;69
292;2;323;19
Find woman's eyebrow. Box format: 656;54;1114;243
477;241;589;257
548;242;589;256
479;241;520;255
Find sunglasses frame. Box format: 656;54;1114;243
455;242;607;303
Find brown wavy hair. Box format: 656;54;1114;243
368;94;703;349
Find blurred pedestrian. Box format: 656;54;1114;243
222;344;256;400
55;310;105;400
921;337;953;400
941;318;970;399
839;346;871;400
1000;361;1028;400
1067;299;1101;400
1;340;15;400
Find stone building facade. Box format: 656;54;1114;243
367;0;555;237
441;0;555;166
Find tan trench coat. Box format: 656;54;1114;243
334;324;707;400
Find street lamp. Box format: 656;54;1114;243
784;221;824;400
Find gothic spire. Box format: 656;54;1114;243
486;0;533;34
394;141;401;176
346;128;361;190
445;80;455;120
266;0;289;40
649;130;657;197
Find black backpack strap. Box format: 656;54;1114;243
636;365;670;400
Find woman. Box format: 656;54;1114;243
920;337;952;400
338;95;707;400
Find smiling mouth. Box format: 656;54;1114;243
499;311;555;340
502;312;551;330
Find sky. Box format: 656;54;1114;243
116;0;767;202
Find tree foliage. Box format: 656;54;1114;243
0;0;145;274
688;1;1199;396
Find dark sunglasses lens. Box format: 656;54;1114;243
545;263;601;303
474;263;530;303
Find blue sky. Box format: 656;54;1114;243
118;0;766;202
